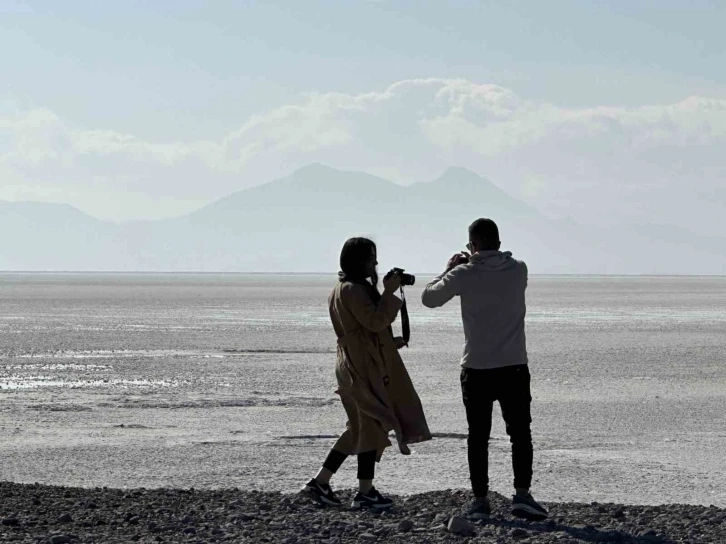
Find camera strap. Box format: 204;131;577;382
400;286;410;346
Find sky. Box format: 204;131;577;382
1;0;725;232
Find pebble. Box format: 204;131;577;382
397;519;414;533
447;516;476;536
1;518;19;526
57;513;73;523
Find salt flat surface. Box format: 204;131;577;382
1;273;725;506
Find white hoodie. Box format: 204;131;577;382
421;250;528;370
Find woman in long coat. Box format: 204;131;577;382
303;237;431;509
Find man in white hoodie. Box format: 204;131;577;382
421;218;548;521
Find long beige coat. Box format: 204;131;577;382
329;280;432;460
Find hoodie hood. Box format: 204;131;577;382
469;250;517;271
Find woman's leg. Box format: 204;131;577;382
357;449;377;493
315;448;348;485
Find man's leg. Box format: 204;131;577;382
498;364;533;492
499;365;547;520
460;367;494;500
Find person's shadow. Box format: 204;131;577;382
482;515;670;543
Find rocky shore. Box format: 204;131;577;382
1;482;724;544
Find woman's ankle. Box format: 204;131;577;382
314;467;334;486
358;479;373;494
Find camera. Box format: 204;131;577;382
386;267;416;286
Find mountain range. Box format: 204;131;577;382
1;164;724;274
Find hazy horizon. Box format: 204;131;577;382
4;270;726;277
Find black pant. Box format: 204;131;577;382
322;449;376;480
460;364;533;498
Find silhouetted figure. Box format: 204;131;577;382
303;237;431;509
421;218;548;521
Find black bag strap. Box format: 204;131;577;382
400;286;410;346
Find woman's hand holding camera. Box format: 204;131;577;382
383;270;402;293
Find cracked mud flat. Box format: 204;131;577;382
1;274;726;541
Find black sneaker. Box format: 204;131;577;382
465;498;491;520
511;493;548;521
302;478;341;506
351;487;393;510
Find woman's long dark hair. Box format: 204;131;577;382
339;237;381;302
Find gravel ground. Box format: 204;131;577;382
1;482;724;544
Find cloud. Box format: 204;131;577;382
419;84;726;156
215;79;726;186
0;101;229;219
1;79;725;226
218;95;358;170
0;106;209;168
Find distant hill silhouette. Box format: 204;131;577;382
0;201;118;270
2;165;725;274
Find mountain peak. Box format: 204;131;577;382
290;163;342;178
427;166;494;187
281;163;396;191
410;167;537;216
439;166;483;180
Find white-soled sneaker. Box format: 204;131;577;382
351;487;393;510
301;478;341;506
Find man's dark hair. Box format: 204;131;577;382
469;218;501;250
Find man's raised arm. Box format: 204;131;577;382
421;253;468;308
